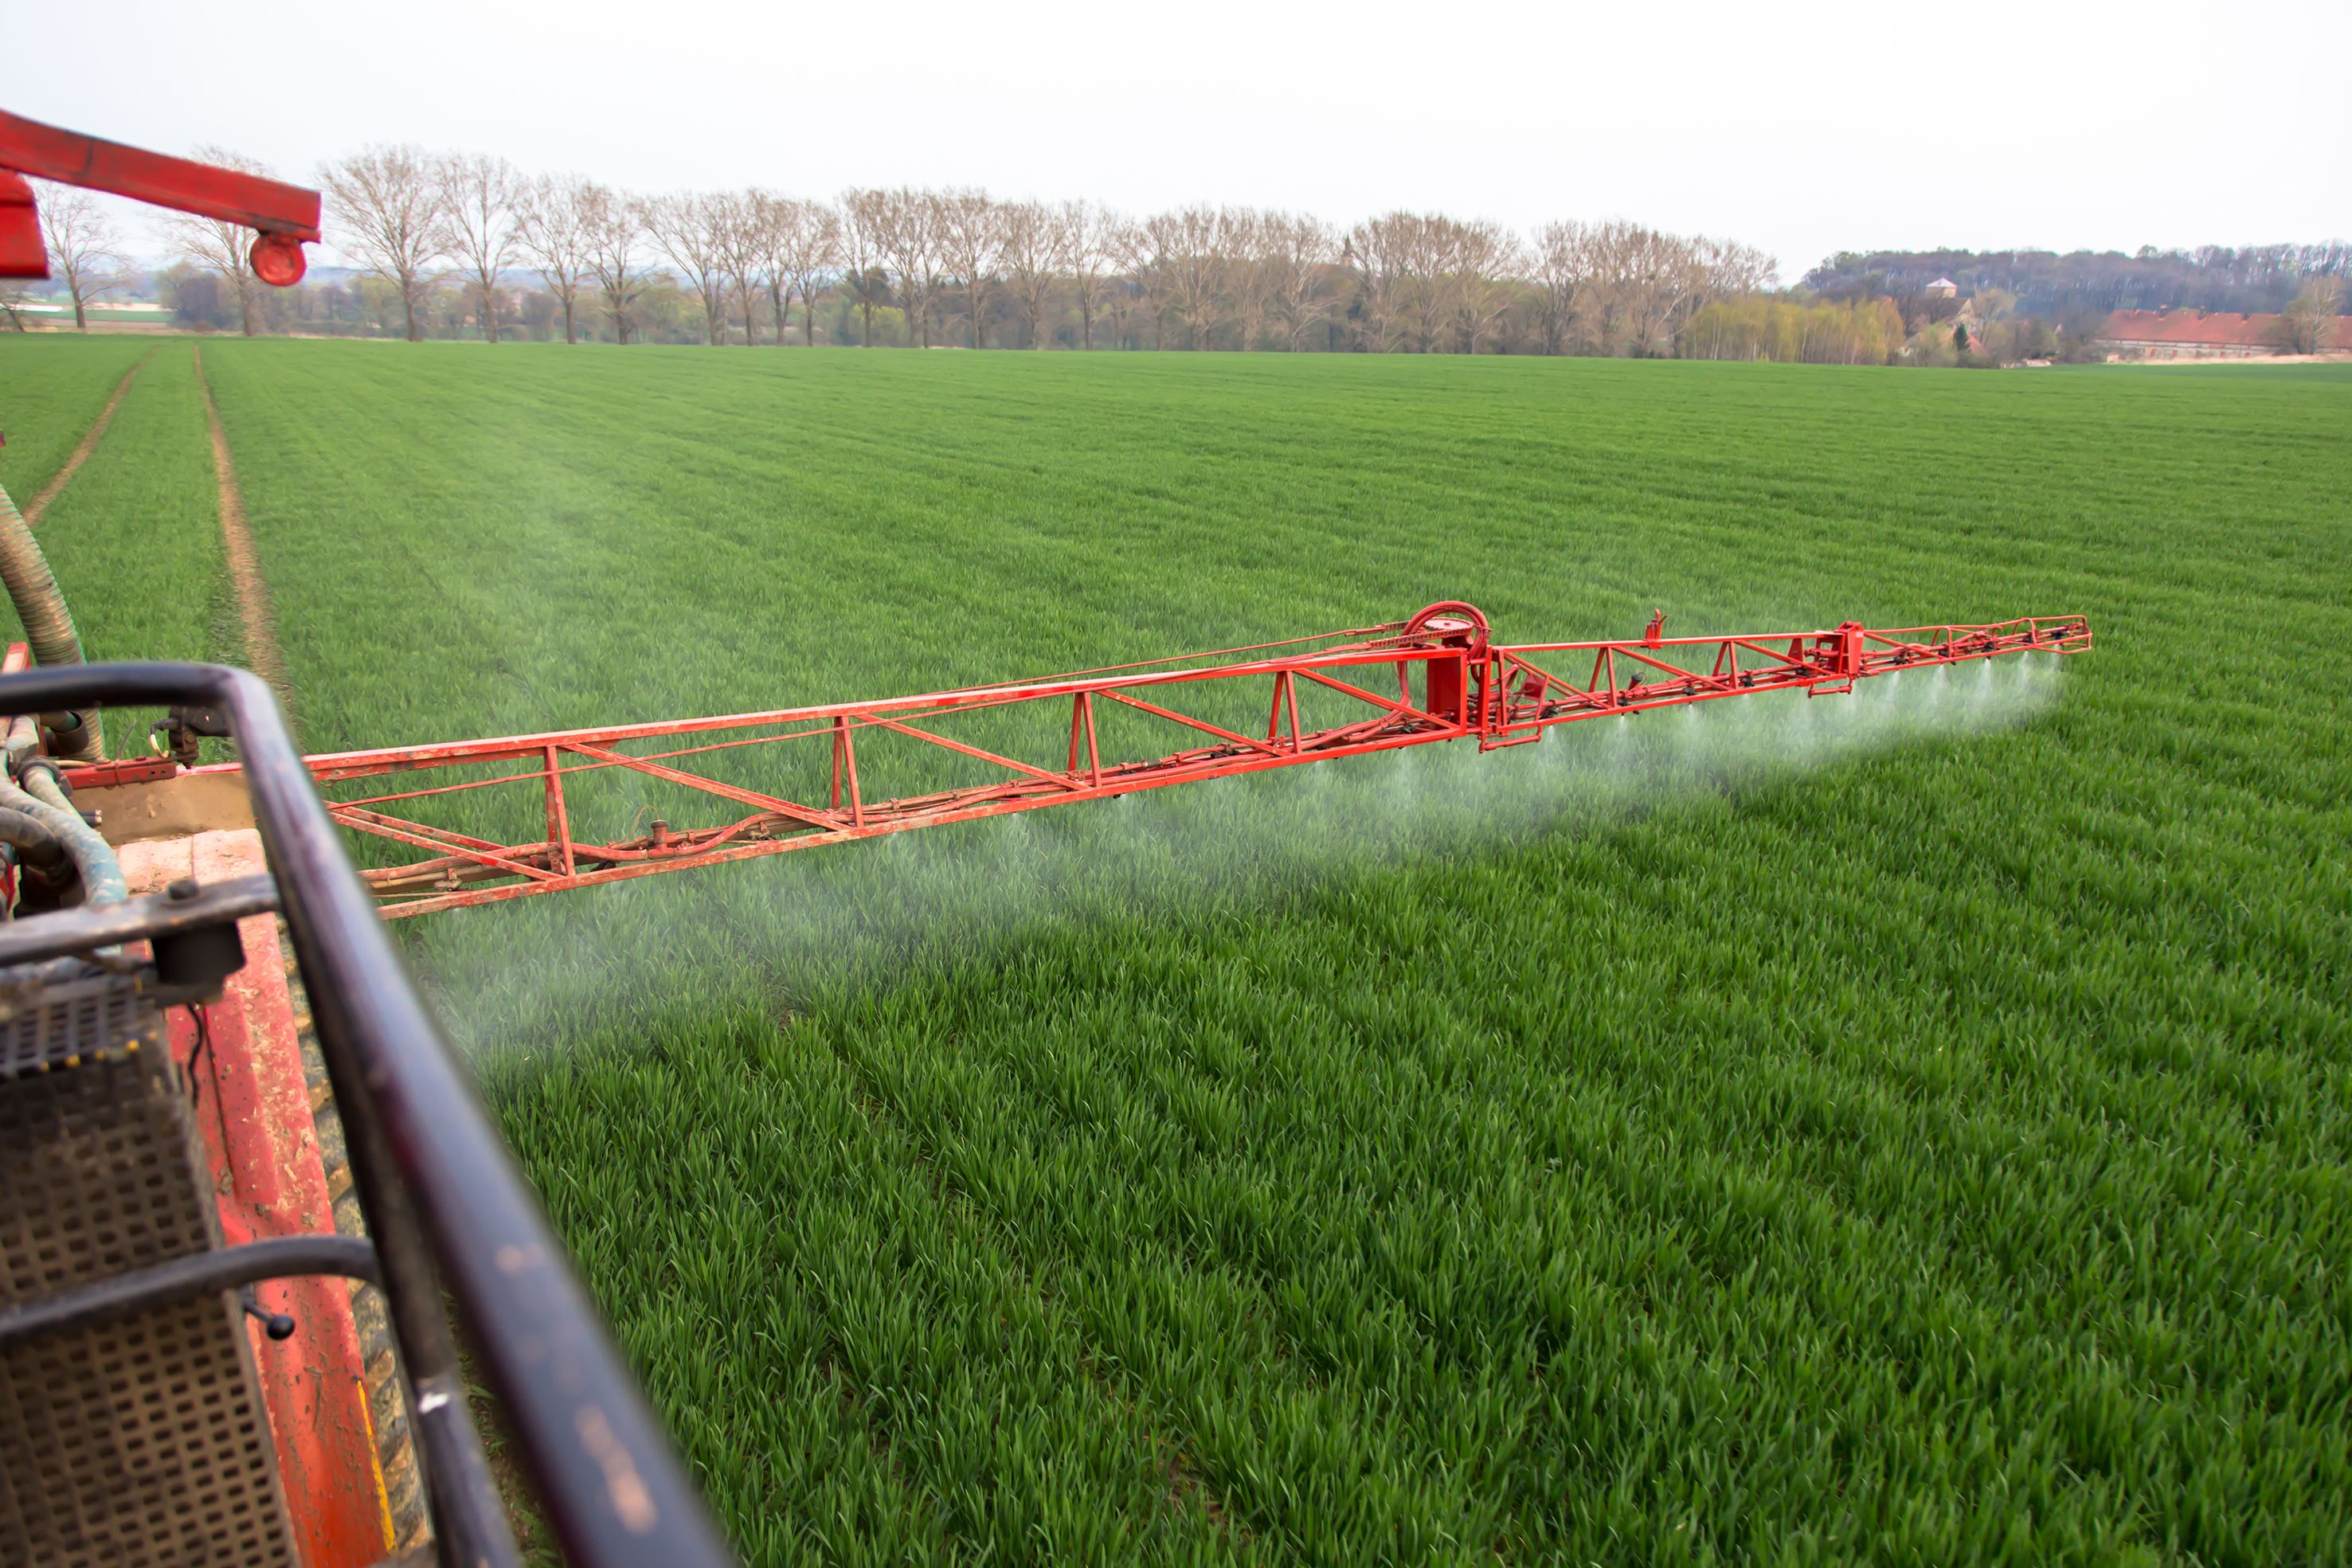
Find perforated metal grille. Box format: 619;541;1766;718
0;969;162;1081
0;1042;299;1566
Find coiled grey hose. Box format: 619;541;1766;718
0;768;123;908
0;478;102;761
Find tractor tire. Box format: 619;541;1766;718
284;929;432;1558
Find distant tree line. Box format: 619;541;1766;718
146;143;1778;357
1806;244;2352;329
22;141;2344;368
1799;245;2350;364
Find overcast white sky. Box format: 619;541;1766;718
8;0;2346;283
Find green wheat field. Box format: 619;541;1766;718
3;336;2346;1565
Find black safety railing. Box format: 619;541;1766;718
0;661;735;1568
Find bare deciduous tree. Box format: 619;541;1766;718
1259;212;1336;351
435;153;522;342
1100;218;1147;349
1224;209;1275;350
1347;213;1424;353
2276;276;2344;354
878;188;943;348
1145;206;1231;350
997;200;1058;348
32;183;126;330
1059;200;1124;350
837;190;890;346
1544;221;1751;358
1121;218;1172;348
1453;221;1526;353
165;146;276;337
1625;226;1699;355
644;191;733;345
714;191;767;344
516;175;593;344
1548;219;1664;355
579;183;651;343
742;192;787;345
767;197;840;347
1530;221;1594;355
320;144;447;342
1698;237;1776;301
1396;215;1462;353
933;188;1000;350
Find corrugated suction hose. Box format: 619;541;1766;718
0;478;103;760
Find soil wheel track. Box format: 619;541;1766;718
22;348;156;527
189;346;293;722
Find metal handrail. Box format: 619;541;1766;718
0;871;276;966
0;1235;382;1347
0;661;734;1568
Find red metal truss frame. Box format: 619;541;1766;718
159;604;2088;917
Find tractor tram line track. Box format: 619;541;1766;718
191;345;295;723
18;346;156;528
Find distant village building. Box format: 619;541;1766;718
2095;308;2297;360
1924;278;1959;299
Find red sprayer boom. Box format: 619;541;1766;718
100;604;2087;918
0;109;320;282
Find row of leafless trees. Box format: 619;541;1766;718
22;142;1775;353
303;145;1778;353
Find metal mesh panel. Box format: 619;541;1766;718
0;1020;299;1567
0;969;161;1081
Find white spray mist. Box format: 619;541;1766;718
410;653;2067;1061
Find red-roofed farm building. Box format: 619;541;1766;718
2096;308;2344;360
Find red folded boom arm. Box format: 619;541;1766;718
0;109;319;282
106;604;2088;918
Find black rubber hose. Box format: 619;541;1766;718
0;479;102;760
0;804;66;871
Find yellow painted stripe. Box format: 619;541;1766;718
353;1372;397;1552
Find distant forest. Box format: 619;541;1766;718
1806;244;2352;327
